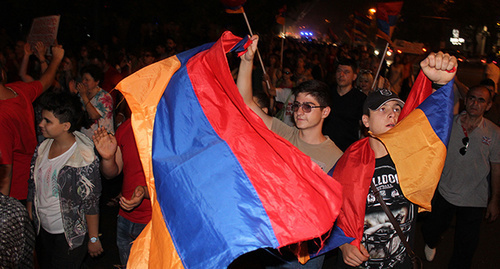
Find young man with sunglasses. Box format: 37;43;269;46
422;85;500;268
238;36;342;174
237;35;342;268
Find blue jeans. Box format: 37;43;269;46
116;215;147;267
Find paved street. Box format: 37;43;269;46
414;213;500;269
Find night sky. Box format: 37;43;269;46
1;0;499;53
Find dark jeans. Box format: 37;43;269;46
36;227;88;269
116;215;147;267
421;190;485;269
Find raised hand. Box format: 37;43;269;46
51;44;65;62
241;35;259;63
34;42;47;60
23;43;33;56
69;80;78;94
93;127;117;161
76;82;87;96
420;51;457;85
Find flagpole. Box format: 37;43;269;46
371;42;389;91
280;23;285;69
242;11;271;91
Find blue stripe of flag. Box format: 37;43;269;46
152;45;277;269
417;79;454;146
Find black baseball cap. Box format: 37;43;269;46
363;89;404;115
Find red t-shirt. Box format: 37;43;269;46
102;66;123;106
115;119;152;224
0;81;43;200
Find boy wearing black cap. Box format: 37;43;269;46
342;89;412;268
334;51;458;268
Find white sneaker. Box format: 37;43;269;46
424;244;436;261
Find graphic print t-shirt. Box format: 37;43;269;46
361;154;416;269
36;141;77;233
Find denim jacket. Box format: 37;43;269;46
27;131;101;249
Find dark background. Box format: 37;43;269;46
1;0;499;55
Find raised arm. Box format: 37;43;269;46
420;51;458;85
236;35;273;129
93;127;123;179
18;43;35;82
39;45;64;91
33;42;49;74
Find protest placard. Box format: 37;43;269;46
27;15;60;48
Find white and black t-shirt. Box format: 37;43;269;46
361;154;416;269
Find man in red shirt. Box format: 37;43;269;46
93;120;152;267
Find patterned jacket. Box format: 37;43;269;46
27;131;101;249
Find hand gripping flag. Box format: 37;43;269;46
332;71;454;247
115;31;343;268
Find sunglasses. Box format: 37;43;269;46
291;102;325;113
284;71;292;75
459;136;469;155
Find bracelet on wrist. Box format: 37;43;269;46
431;82;446;90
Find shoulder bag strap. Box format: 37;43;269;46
370;181;422;269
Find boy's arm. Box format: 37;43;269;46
38;45;64;91
19;43;35;83
236;35;273;129
420;51;458;85
33;42;49;73
85;214;103;257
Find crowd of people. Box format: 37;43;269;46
0;23;499;269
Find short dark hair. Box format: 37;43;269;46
337;57;358;74
292;80;331;107
468;85;493;102
81;64;104;85
39;91;85;132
